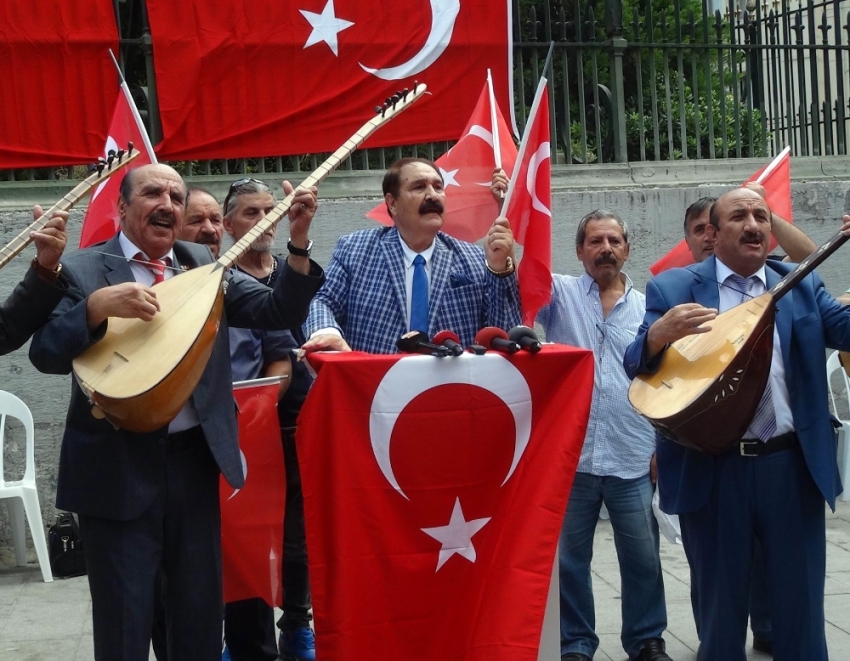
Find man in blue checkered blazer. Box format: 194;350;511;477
302;158;521;354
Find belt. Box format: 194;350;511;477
735;431;796;457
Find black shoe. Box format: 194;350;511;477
561;654;592;661
752;637;773;655
632;638;673;661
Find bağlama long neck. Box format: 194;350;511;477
768;229;850;303
217;84;428;270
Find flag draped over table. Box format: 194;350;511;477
367;75;518;243
220;379;286;606
503;77;553;326
79;81;157;248
144;0;513;160
649;147;793;275
299;347;593;660
0;1;118;168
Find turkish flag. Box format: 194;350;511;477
0;1;118;168
649;148;793;275
144;0;512;161
366;76;518;243
220;379;286;606
504;79;552;326
79;82;157;248
299;347;593;660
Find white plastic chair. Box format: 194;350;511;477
826;352;850;502
0;390;52;581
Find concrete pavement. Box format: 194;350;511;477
2;502;850;660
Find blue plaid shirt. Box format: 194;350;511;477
537;272;655;479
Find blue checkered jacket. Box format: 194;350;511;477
306;226;521;353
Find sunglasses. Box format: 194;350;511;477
223;177;267;215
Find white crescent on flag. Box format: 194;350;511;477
527;142;552;216
369;354;532;500
359;0;461;80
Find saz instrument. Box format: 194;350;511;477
629;229;849;453
72;85;428;433
0;146;139;270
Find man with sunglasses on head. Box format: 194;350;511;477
29;164;324;661
216;177;317;661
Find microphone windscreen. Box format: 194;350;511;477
433;330;461;344
396;330;430;353
474;326;510;349
508;325;543;352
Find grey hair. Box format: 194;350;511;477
223;178;274;218
575;209;628;247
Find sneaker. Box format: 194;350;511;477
279;628;316;661
222;647;232;661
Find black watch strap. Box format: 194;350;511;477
287;239;312;257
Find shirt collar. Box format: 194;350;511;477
715;257;767;288
399;234;436;269
580;271;633;296
118;231;175;265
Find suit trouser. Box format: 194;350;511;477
79;427;223;661
679;444;827;661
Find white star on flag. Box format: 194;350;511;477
421;498;491;571
439;166;461;188
300;0;354;57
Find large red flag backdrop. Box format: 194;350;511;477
145;0;512;161
220;379;286;606
649;149;793;275
80;82;157;248
0;1;118;168
367;78;518;243
299;347;593;660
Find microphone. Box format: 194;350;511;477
508;325;543;353
432;330;464;356
396;331;451;357
474;327;520;354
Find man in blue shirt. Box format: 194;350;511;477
537;211;671;661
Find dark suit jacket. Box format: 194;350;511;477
29;234;324;521
0;266;68;355
623;256;850;513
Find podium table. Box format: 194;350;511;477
298;346;593;661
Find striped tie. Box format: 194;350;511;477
729;274;777;442
135;253;168;284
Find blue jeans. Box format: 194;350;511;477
559;472;667;658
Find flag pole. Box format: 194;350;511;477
502;75;548;212
109;48;157;162
487;69;502;171
754;145;790;185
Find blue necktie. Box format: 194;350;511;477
729;274;777;442
410;254;429;334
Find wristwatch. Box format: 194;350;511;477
287;239;312;257
31;257;62;284
485;256;515;278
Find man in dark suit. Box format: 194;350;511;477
0;208;68;355
624;187;850;661
302;157;520;354
29;164;324;661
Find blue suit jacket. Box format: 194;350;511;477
306;226;521;353
624;256;850;513
29;234;324;520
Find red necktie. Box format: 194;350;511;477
135;253;168;284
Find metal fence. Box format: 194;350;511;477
4;0;849;182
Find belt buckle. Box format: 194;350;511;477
739;440;760;457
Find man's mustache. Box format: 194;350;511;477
419;199;444;215
740;231;765;244
148;210;177;226
196;234;220;245
595;253;618;266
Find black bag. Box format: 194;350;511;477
47;512;87;578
